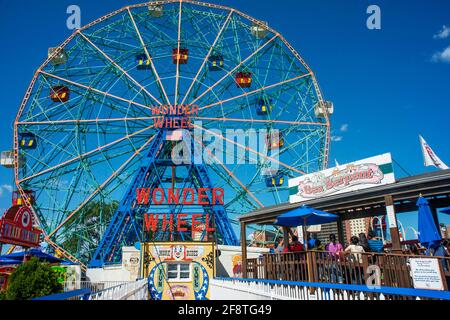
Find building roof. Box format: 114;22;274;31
240;169;450;225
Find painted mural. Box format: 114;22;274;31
142;242;214;300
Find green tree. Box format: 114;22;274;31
62;200;119;263
4;257;63;300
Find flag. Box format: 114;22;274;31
419;135;448;170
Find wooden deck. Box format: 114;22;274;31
246;251;450;290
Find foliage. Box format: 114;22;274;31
3;257;63;300
62;200;119;262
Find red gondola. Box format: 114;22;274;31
12;190;36;207
173;48;189;64
235;72;252;88
50;86;70;103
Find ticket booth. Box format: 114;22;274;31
142;242;215;300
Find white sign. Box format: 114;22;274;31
386;205;397;228
410;258;445;291
289;153;396;204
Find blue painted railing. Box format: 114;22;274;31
33;288;91;301
215;277;450;300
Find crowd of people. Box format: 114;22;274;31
269;231;450;285
273;231;450;259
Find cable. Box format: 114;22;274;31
392;158;413;177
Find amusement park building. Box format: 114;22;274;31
239;169;450;261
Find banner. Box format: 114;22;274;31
419;135;448;170
289;153;395;203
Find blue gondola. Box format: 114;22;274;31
19;133;37;150
136;53;151;70
265;174;285;188
256;98;273;115
208;55;224;71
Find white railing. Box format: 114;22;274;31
87;279;148;300
63;281;133;292
211;278;450;301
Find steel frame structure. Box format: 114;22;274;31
13;0;331;267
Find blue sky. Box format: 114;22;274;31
0;0;449;239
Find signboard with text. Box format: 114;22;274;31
0;206;42;248
289;153;396;204
410;258;445;291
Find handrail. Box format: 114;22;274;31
215;277;450;300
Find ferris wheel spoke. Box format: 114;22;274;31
192;135;264;208
17;116;156;126
18;125;154;184
192;116;326;127
127;7;171;105
194;124;306;175
78;30;163;106
180;10;233;106
200;73;312;112
47;134;156;239
39;71;152;113
189;34;279;106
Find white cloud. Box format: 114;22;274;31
432;46;450;63
340;124;349;132
434;25;450;39
331;136;343;142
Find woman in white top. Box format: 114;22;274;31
345;236;365;264
345;236;366;284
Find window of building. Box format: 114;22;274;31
167;263;191;282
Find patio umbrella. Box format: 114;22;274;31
275;205;339;227
417;197;442;249
275;206;339;250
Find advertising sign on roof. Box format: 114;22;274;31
289;153;395;204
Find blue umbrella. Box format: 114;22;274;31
275;206;338;252
417;197;442;248
0;257;21;266
275;205;339;227
441;207;450;215
0;249;65;264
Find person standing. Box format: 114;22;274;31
326;234;343;283
345;236;366;284
326;234;343;257
368;232;384;253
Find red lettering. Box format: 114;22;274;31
212;188;224;205
191;214;203;234
198;188;209;205
177;214;188;232
144;214;159;233
162;215;174;232
152;188;165;205
136;188;151;205
183;188;195;205
167;188;180;205
205;214;216;233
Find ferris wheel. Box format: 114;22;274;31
12;0;332;266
